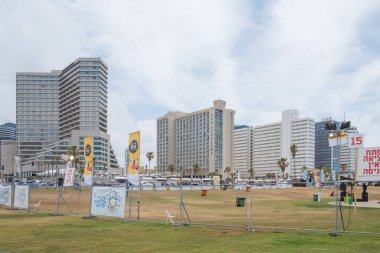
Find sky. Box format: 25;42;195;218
1;0;380;168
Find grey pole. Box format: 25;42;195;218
137;183;141;221
250;187;254;232
128;186;133;221
245;189;248;232
330;131;341;237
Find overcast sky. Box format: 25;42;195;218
1;0;380;167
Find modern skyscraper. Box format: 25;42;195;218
233;125;253;178
315;117;359;176
315;118;339;170
157;100;235;176
16;58;118;176
253;110;315;179
0;123;16;141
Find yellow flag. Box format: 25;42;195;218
83;136;94;185
128;131;140;176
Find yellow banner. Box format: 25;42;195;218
128;131;140;175
83;136;94;185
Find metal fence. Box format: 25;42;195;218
1;181;380;235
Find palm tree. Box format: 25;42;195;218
277;158;289;179
248;167;254;179
192;163;200;179
54;157;60;176
224;166;231;180
340;163;348;178
290;144;297;179
68;146;80;169
322;167;331;181
146;152;154;176
168;164;175;175
68;146;82;183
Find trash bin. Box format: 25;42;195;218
313;194;319;202
344;197;353;205
236;197;246;207
223;185;228;190
201;190;207;196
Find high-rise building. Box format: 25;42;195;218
253;110;315;179
233;125;253;178
0;122;16;176
0;123;16;140
315;117;359;176
16;58;118;177
315;118;339;170
157;100;235;176
0;140;16;176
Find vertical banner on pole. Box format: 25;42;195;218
83;136;94;186
0;184;12;207
14;185;29;209
64;167;75;187
127;131;140;186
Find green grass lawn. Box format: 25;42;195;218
2;187;380;252
1;213;380;253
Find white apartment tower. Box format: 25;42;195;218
157;100;235;176
16;58;118;176
253;110;315;179
233;125;253;178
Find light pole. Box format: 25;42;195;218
326;120;351;237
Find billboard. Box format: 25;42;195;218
0;184;12;207
91;186;126;218
83;136;94;186
357;147;380;182
14;185;29;209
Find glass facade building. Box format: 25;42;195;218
0;123;16;141
315;118;338;170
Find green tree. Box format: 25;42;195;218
340;163;348;179
192;163;200;179
290;144;297;179
68;146;80;169
68;146;82;183
146;152;154;176
322;166;331;181
277;158;289;179
248;167;255;179
224;166;231;181
54;157;60;177
168;164;175;175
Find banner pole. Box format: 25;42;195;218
137;183;141;221
250;186;254;232
128;186;133;221
88;185;93;217
245;188;248;232
354;147;358;212
28;185;31;214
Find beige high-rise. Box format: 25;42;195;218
157;100;235;176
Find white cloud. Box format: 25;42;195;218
1;0;380;166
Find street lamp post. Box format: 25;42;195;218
326;120;351;237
